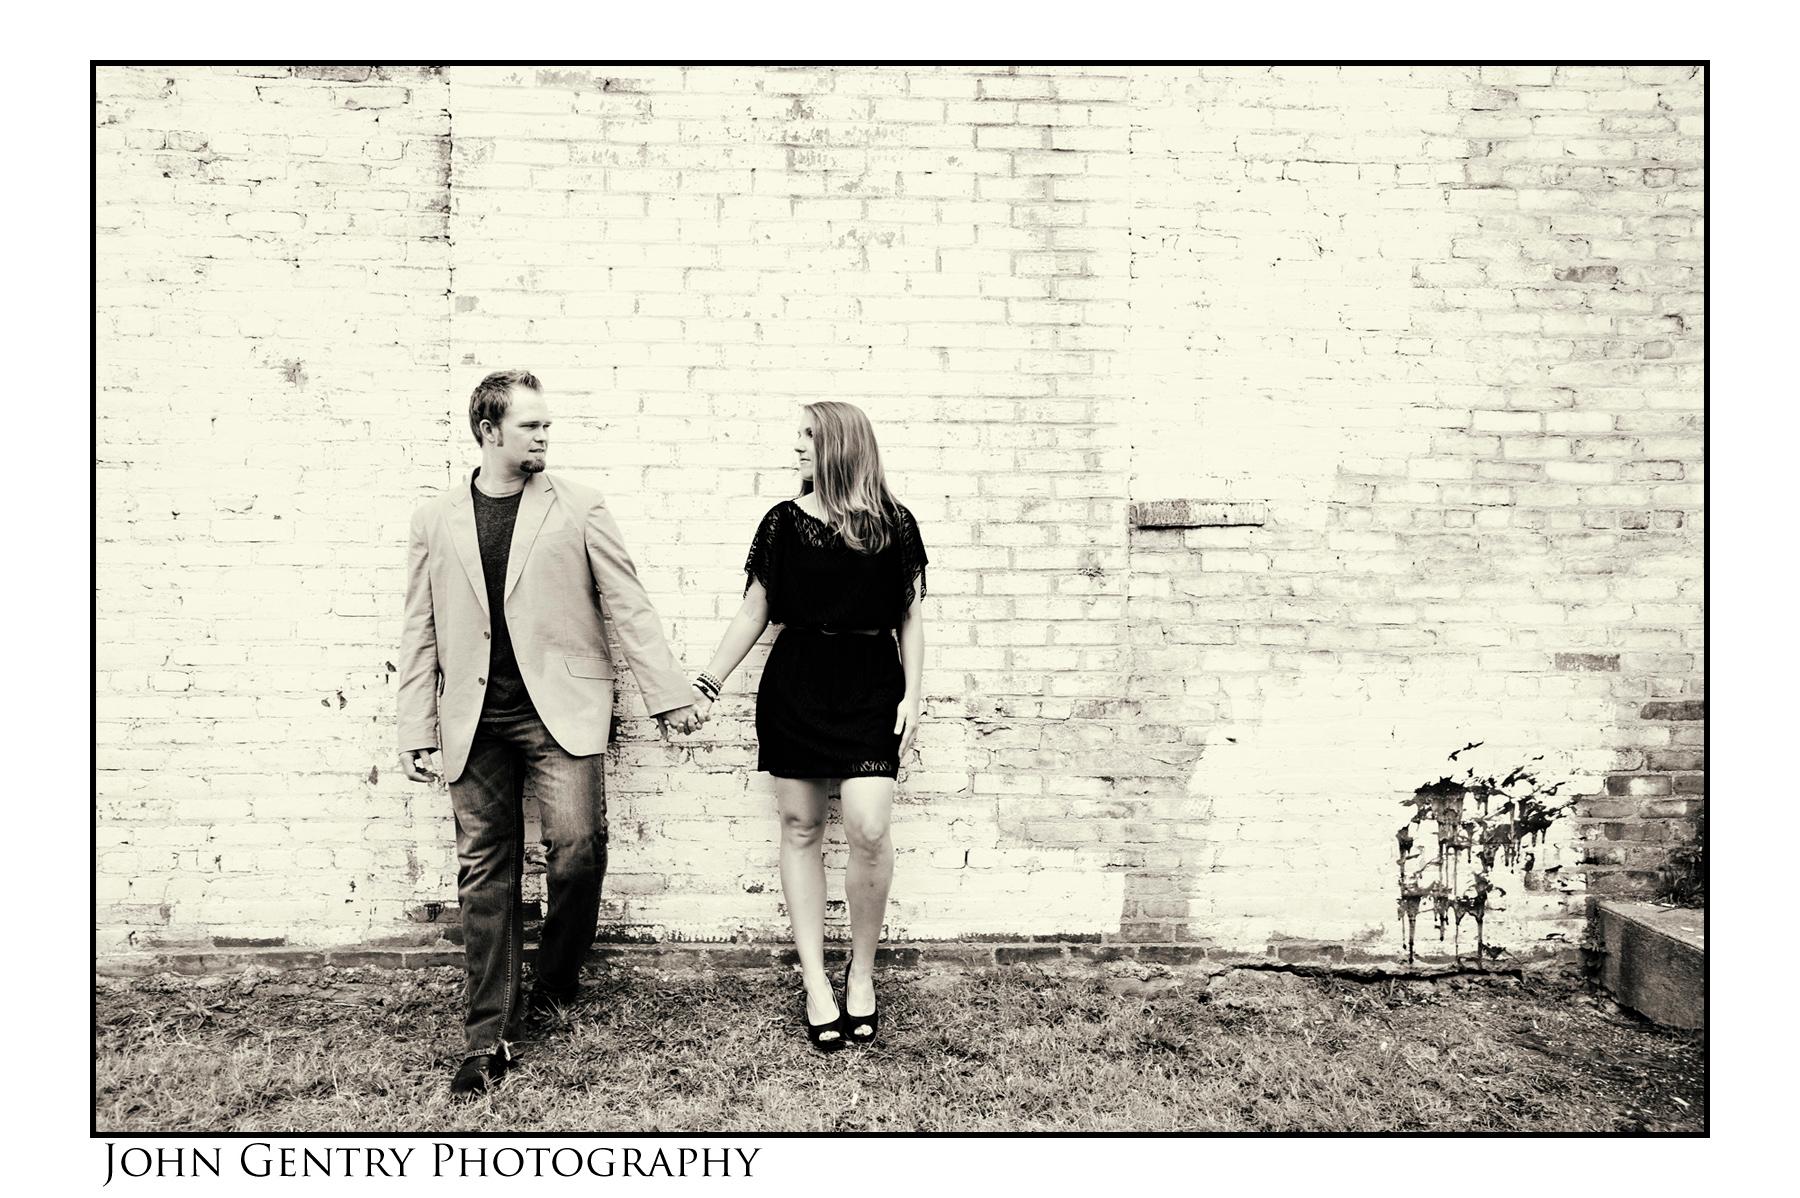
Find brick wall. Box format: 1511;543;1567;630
95;65;1704;964
97;65;455;949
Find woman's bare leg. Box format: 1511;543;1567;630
839;776;896;1016
775;777;838;1032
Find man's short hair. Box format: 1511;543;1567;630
469;369;541;445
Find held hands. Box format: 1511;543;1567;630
894;695;922;761
657;678;721;740
656;706;703;739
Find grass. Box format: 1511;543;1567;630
95;961;1704;1133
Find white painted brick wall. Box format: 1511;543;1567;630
95;65;1703;963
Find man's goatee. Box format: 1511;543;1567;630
521;458;546;473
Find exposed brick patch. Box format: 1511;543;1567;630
1130;500;1269;529
1553;265;1618;284
1272;942;1348;965
994;945;1070;964
294;66;373;82
1555;653;1620;672
1071;944;1140;963
327;950;411;968
1584;871;1663;897
1606;776;1673;797
1137;945;1214;965
1641;701;1706;721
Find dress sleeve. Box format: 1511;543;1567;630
744;504;784;597
898;505;928;615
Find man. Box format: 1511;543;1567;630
397;369;702;1097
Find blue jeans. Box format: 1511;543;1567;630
449;710;607;1055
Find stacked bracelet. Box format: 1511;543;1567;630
693;672;722;701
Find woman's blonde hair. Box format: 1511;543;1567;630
800;400;900;554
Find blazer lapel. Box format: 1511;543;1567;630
447;472;489;619
504;472;555;602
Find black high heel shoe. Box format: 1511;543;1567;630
841;960;879;1045
803;988;846;1053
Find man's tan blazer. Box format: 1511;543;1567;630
396;469;692;783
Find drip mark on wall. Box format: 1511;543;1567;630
1397;751;1573;966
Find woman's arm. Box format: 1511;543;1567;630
691;580;773;717
894;588;925;758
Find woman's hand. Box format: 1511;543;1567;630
690;685;715;726
894;694;922;761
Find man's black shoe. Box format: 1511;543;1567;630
449;1046;512;1098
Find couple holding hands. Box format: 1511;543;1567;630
396;371;927;1096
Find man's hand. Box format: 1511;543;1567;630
399;748;441;784
656;705;702;739
689;686;716;725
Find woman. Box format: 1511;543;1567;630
687;401;926;1051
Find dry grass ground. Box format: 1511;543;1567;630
95;961;1704;1133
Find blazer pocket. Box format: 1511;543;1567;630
566;656;616;679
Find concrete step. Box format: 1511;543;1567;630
1589;898;1704;1030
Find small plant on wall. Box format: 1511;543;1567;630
1656;808;1705;907
1396;745;1576;966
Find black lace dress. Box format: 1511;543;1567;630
743;499;928;780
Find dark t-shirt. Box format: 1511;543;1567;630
472;473;536;721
